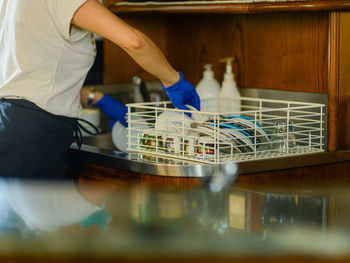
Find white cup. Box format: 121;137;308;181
80;108;101;136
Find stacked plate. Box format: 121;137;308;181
191;115;271;155
114;105;271;158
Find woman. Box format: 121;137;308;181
0;0;200;178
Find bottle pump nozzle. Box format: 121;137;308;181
220;57;235;83
218;57;240;113
203;63;214;79
204;64;212;71
219;57;234;74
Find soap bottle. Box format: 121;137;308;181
218;57;241;114
196;64;220;112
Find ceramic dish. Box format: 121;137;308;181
181;137;196;156
193;124;216;138
223;115;271;143
221;128;254;153
192;124;245;154
112;116;149;152
155;110;193;136
139;128;165;151
204;120;256;152
193;124;231;141
217;122;255;143
204;120;256;145
185;104;207;123
194;136;235;156
217;129;246;154
163;134;181;154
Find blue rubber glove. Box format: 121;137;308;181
162;72;200;112
93;94;128;130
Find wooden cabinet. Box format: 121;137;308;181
103;0;350;151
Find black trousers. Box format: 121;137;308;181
0;99;77;179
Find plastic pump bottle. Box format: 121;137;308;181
219;57;241;113
196;64;220;112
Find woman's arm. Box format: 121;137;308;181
71;0;179;87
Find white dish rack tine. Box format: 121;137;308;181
126;97;325;164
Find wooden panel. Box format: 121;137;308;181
239;12;329;92
164;14;243;88
69;162;142;185
327;11;350;151
235;160;350;190
104;12;329;94
165;13;329;92
337;11;350;149
104;15;168;84
70;162;202;188
328;11;340;151
71;159;350;191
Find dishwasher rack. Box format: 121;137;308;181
126;97;325;164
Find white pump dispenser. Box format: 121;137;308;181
219;57;241;113
196;64;220;112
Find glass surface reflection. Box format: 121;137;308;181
0;177;350;259
0;178;115;235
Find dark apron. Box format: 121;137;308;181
0;99;79;179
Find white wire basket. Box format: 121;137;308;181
126;97;325;164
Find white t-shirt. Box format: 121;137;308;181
0;0;96;117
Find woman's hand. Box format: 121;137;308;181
162;72;200;112
80;87;127;129
93;94;128;129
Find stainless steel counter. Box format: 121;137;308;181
70;139;220;178
69;133;350;177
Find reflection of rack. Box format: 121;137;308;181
228;189;328;234
127;97;325;164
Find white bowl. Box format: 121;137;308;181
80;108;101;136
155;110;193;135
112;115;148;152
185;104;207;122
